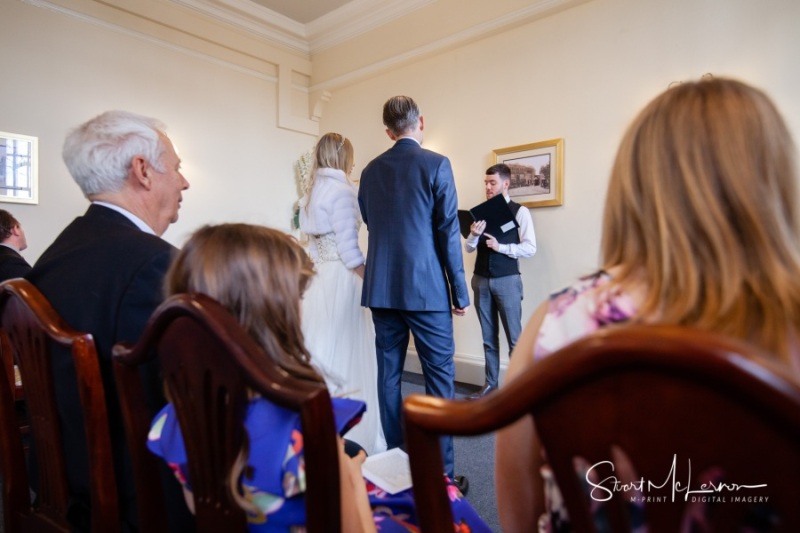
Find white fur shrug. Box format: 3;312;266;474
298;168;365;269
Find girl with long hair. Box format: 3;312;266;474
147;223;489;532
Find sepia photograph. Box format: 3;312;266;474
493;138;563;207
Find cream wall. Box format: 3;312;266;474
317;0;800;383
1;0;317;261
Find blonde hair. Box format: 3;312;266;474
165;223;322;517
602;77;800;363
305;132;355;210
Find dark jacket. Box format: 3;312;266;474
26;203;189;531
0;245;31;281
358;138;469;310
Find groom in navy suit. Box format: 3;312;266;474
359;96;469;487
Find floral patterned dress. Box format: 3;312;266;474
148;396;491;532
532;271;642;533
529;271;778;533
533;271;636;361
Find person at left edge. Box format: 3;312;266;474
26;110;192;531
0;209;31;281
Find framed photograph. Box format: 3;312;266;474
0;131;38;204
493;138;563;207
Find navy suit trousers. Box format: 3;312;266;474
371;308;456;478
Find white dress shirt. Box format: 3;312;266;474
92;201;156;235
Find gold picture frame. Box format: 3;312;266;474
493;138;563;208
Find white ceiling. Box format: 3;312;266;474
247;0;355;24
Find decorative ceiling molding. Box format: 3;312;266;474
171;0;434;56
310;0;591;92
172;0;309;53
20;0;279;81
307;0;434;53
20;0;592;134
21;0;321;135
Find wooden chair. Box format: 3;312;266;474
1;319;26;435
112;293;341;532
403;325;800;532
0;278;119;532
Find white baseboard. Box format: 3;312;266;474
403;349;505;386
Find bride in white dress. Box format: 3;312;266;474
298;132;387;455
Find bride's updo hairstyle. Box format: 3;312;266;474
165;223;322;382
601;77;800;364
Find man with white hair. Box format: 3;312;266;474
26;110;190;531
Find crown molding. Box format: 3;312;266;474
20;0;279;80
169;0;435;56
310;0;591;92
18;0;323;135
172;0;310;54
307;0;434;53
33;0;587;66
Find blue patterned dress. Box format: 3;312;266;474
148;396;491;532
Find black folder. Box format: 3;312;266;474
460;194;518;238
458;210;475;238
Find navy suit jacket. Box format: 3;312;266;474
359;138;469;311
0;245;31;281
26;204;189;530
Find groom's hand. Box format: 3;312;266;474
453;306;469;316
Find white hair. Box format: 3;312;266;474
62;110;167;196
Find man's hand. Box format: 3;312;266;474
484;232;500;251
453;306;469;316
470;220;486;237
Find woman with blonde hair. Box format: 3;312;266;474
299;132;386;455
496;77;800;532
147;223;490;532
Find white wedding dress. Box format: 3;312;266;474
299;168;386;455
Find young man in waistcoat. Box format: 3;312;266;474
464;164;537;398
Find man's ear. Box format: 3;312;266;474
131;155;152;190
385;128;397;141
418;116;424;131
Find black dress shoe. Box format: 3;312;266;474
453;475;470;495
468;384;494;399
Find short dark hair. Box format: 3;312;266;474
0;210;19;241
486;164;511;181
383;96;420;137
